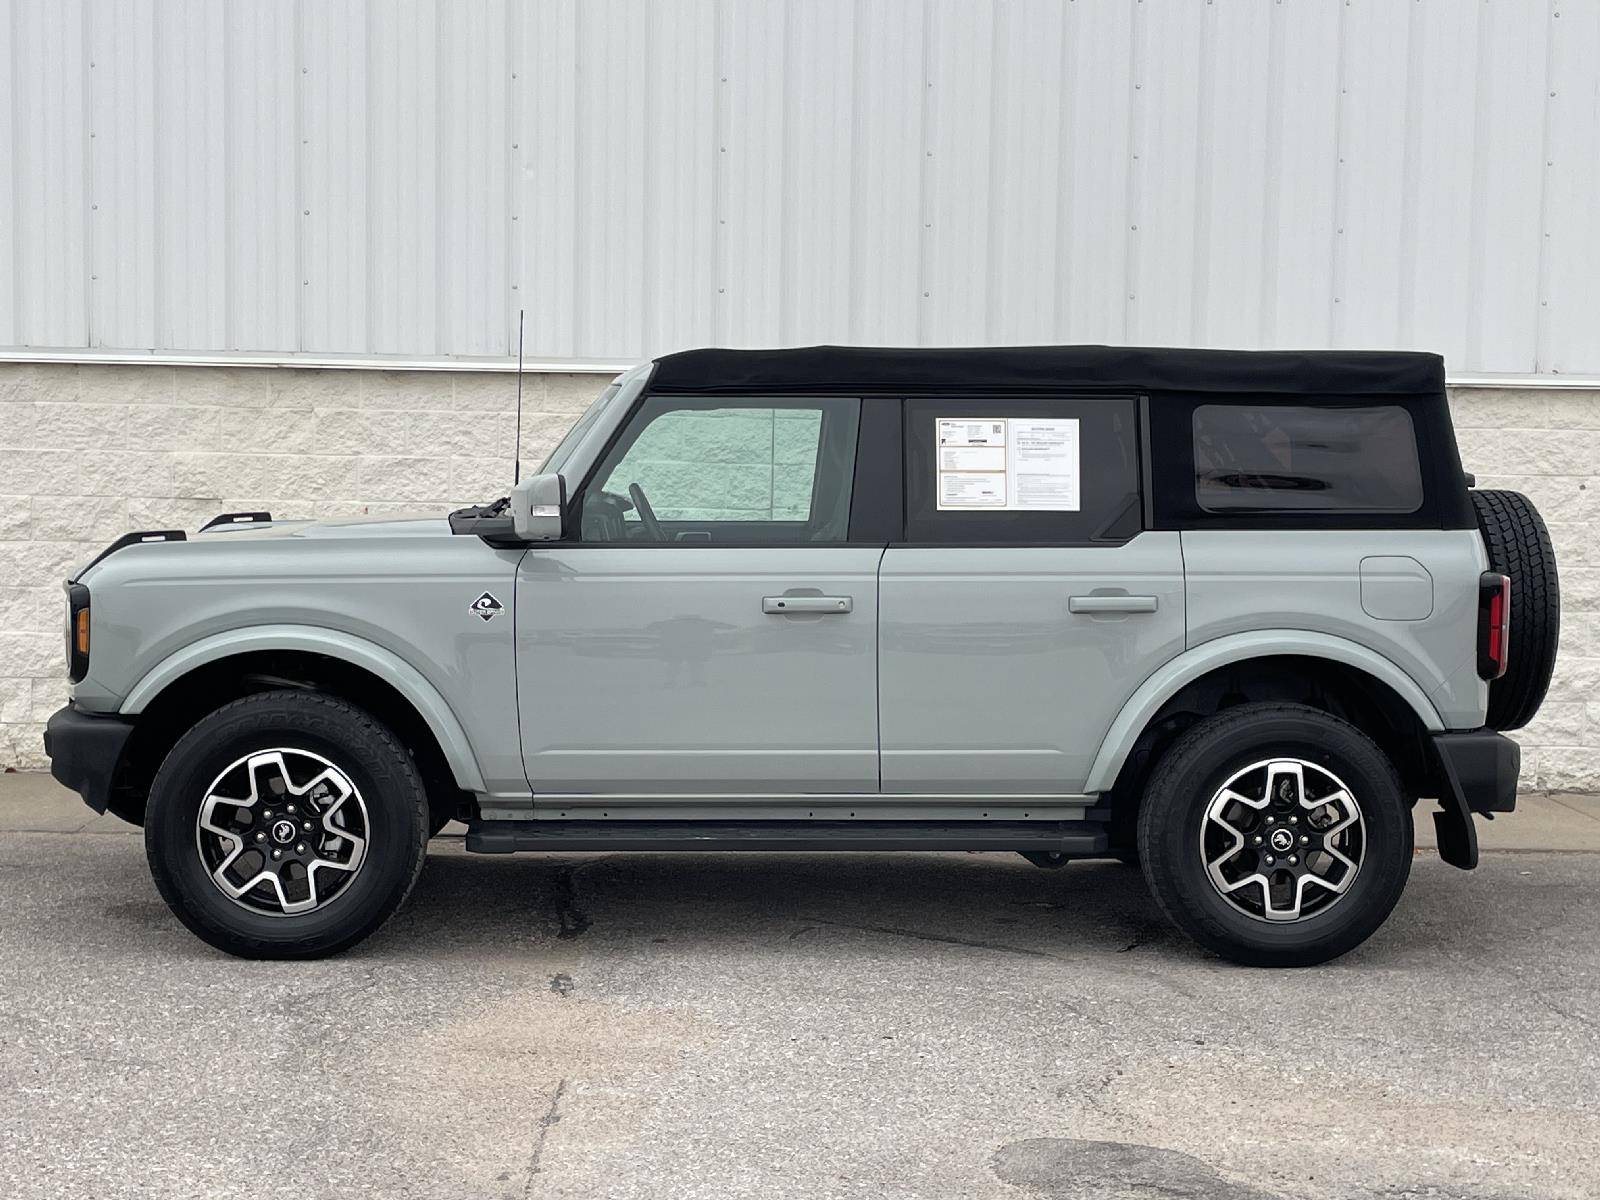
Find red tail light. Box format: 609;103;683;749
1478;572;1510;680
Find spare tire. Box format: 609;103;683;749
1470;489;1559;730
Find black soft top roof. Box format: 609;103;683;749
649;344;1445;397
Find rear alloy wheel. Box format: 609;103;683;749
146;691;428;959
1138;703;1411;967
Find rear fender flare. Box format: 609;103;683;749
1084;630;1445;794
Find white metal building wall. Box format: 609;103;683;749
2;0;1597;375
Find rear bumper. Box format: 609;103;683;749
1433;729;1521;816
42;704;136;815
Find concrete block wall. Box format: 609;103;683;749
0;362;610;770
0;364;1595;790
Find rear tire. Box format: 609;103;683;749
1137;703;1412;967
1471;488;1559;731
144;691;428;959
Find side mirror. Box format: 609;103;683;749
510;473;567;542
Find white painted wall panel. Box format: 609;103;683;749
153;0;227;351
0;0;16;346
5;0;1600;375
11;0;88;347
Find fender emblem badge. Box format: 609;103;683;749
469;591;504;621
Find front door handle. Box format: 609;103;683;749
1068;595;1159;615
763;595;853;615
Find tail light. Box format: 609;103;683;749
1477;572;1510;680
65;583;90;683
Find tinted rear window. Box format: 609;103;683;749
1192;404;1422;514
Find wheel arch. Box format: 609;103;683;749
106;626;485;825
1085;631;1444;797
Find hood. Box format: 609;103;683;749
194;513;453;541
73;512;455;583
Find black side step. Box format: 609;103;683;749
464;819;1108;855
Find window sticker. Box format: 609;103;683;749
935;417;1080;511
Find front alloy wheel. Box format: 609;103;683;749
196;748;370;916
146;691;428;959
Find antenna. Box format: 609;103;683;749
512;308;525;485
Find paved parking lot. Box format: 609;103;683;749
2;775;1598;1200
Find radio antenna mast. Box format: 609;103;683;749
512;308;525;485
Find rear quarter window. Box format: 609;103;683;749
1192;404;1423;514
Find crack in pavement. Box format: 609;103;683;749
522;1077;568;1197
795;916;1061;960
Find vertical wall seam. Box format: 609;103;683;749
1259;0;1286;347
1328;0;1351;345
1190;1;1216;346
1052;5;1074;337
711;0;728;343
915;1;934;345
433;0;447;357
81;0;94;347
1121;0;1145;342
504;0;519;358
362;0;376;355
1465;0;1492;369
983;1;1002;343
1396;0;1425;348
1533;0;1559;372
293;0;306;353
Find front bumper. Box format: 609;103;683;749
42;704;136;815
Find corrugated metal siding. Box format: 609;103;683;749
4;0;1598;373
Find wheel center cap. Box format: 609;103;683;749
270;819;298;845
1268;827;1296;854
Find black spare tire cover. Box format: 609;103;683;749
1470;489;1559;731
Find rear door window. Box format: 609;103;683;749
1193;404;1422;513
902;396;1141;544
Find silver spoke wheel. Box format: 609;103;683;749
195;748;370;917
1199;757;1365;923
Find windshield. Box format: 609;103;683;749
538;382;619;475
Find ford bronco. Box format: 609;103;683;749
43;346;1558;965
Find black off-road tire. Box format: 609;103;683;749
1137;703;1412;967
1471;489;1560;731
144;691;429;959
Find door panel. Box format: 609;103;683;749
877;533;1186;793
516;546;881;794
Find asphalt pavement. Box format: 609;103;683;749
2;774;1598;1200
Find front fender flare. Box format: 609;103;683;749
1083;630;1446;794
119;624;487;794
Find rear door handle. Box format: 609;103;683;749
763;595;853;615
1068;595;1159;615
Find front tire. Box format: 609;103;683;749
1137;703;1412;967
144;691;429;959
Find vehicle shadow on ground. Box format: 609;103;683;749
368;847;1212;963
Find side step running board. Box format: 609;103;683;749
464;819;1108;855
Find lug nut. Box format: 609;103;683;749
1252;835;1263;845
286;805;296;814
1300;835;1309;845
1289;815;1298;825
272;849;283;860
1288;855;1298;865
1265;855;1276;865
302;821;313;831
255;832;266;842
295;843;305;853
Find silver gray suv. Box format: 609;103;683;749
43;346;1559;966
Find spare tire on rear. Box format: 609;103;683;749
1470;489;1559;731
